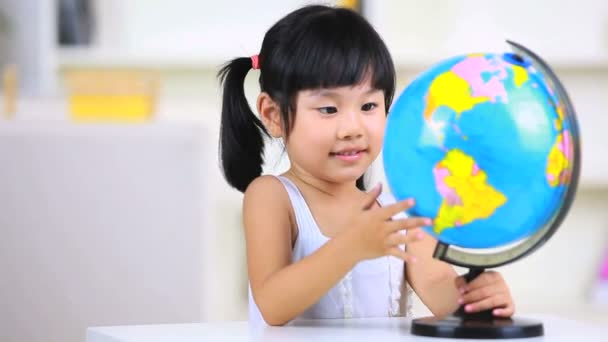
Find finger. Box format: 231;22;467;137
454;276;467;294
463;293;509;313
362;183;383;210
385;217;432;233
387;247;417;264
464;271;502;292
459;285;504;305
378;198;415;219
492;304;515;318
385;230;424;247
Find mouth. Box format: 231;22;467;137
330;149;367;161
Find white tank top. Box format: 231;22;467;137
248;176;413;325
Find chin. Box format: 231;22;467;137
330;171;367;184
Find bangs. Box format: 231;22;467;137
283;11;394;102
290;24;394;95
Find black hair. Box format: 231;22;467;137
218;5;395;193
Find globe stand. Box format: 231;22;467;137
411;268;544;339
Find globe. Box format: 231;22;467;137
384;44;579;250
383;41;581;338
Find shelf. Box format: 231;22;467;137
0;119;206;142
56;47;231;70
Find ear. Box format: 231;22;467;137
257;92;284;138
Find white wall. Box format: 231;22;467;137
369;0;608;64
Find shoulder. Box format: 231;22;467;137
243;175;292;227
244;175;289;208
244;174;284;194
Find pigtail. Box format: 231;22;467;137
218;57;268;193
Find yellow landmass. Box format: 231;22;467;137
546;134;569;187
554;105;564;131
434;149;507;234
512;65;529;87
424;71;489;121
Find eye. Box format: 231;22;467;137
318;106;338;114
361;102;378;111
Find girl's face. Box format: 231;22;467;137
286;77;386;186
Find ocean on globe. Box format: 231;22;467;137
383;52;574;249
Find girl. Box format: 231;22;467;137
218;5;514;326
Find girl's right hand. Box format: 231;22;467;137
341;183;431;264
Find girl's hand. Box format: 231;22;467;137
341;183;431;264
455;271;515;318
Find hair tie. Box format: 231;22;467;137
251;55;260;70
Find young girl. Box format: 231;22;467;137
218;5;514;326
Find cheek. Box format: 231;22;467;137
367;114;387;139
287;121;332;156
294;117;334;141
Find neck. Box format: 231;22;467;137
285;168;361;198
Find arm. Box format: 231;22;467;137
405;230;515;318
244;176;359;326
405;230;460;317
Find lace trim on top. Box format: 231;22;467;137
388;256;401;316
405;282;414;317
340;271;354;318
339;257;406;318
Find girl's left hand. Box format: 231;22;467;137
454;270;515;318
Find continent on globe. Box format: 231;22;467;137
546;131;571;187
432;149;507;234
423;71;489;121
554;105;565;130
451;55;509;102
511;64;529;87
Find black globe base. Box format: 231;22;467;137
411;268;543;338
411;316;544;339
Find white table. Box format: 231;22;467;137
87;315;607;342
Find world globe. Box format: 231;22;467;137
383;41;580;338
384;42;579;250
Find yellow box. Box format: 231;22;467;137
65;69;159;123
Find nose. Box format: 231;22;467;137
337;111;364;140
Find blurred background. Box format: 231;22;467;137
0;1;607;342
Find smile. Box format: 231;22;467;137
330;149;367;162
